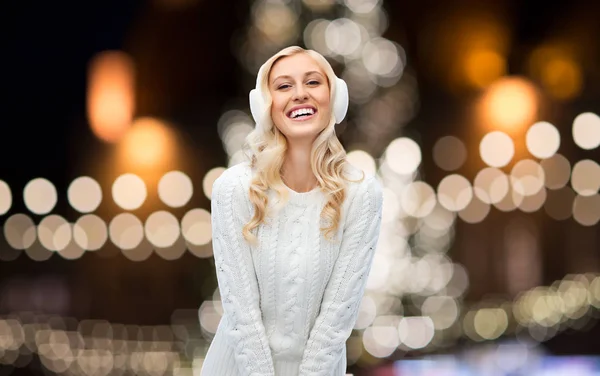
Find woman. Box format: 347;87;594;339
201;46;383;376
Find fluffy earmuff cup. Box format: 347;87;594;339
333;77;349;124
249;88;264;125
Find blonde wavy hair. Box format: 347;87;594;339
241;46;364;246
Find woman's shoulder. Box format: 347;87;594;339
212;161;253;197
342;162;382;198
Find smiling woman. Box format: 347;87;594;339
268;55;331;140
201;46;384;376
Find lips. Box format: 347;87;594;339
286;105;318;121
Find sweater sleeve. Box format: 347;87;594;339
210;170;275;376
298;175;383;376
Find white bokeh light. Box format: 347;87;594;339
73;214;108;251
0;180;12;215
68;176;103;213
437;174;473;212
181;208;212;246
480;131;514;168
203;167;226;200
109;213;144;250
23;178;57;215
401;181;436;218
145;211;180;248
158;171;193;208
38;215;71;252
510;159;545;196
571;159;600;196
325;18;363;56
346;150;377;177
4;213;37;250
474;167;509;204
526;121;560;159
398;316;435;350
541;154;571;190
433;136;467;171
362;37;404;78
112;173;147;211
344;0;381;13
572;112;600;150
385;137;421;175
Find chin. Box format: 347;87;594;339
284;119;327;138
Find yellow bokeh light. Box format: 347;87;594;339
87;51;135;143
479;76;538;135
464;48;506;89
473;308;508;340
119;117;175;170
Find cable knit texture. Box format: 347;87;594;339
201;161;383;376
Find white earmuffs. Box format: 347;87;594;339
248;62;349;128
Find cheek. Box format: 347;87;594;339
270;95;285;114
318;92;331;112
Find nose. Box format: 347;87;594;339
292;85;308;101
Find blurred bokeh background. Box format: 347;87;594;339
2;0;600;375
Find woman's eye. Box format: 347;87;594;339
277;84;291;90
308;80;320;85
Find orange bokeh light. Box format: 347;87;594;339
87;51;135;143
528;44;582;100
464;48;506;89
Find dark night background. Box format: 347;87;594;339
1;0;600;375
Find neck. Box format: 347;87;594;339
281;142;317;193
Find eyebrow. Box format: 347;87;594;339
271;71;324;84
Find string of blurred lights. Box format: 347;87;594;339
1;108;597;262
0;168;225;262
1;272;598;374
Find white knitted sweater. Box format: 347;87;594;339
201;161;383;376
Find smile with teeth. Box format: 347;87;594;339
287;107;317;120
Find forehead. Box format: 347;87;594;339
269;53;325;81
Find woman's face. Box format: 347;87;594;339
268;53;331;142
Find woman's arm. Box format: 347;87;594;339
210;170;275;375
298;175;384;376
